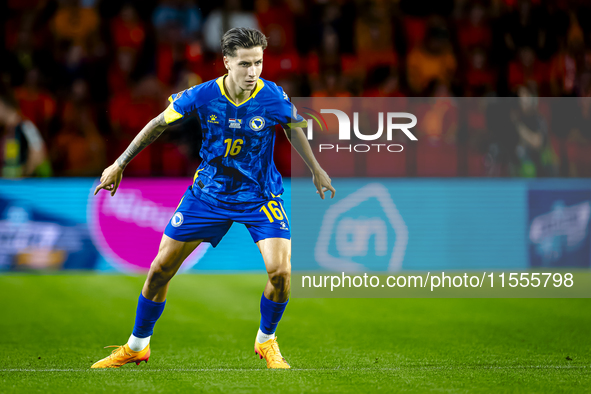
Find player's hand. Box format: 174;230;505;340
94;162;124;197
312;167;335;200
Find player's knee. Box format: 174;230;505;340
148;257;177;285
149;264;166;281
269;264;291;291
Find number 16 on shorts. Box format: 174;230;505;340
260;200;289;226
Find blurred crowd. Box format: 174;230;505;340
1;0;591;178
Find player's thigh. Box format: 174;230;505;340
151;234;203;276
256;237;291;276
242;197;291;249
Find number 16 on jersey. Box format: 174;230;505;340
224;138;243;157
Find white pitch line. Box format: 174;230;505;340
0;366;587;373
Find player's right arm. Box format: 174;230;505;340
94;112;168;196
95;84;200;196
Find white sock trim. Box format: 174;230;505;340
128;334;150;352
256;328;275;344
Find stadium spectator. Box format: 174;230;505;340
51;43;90;93
502;0;545;57
508;46;549;93
549;13;585;97
456;2;493;54
255;0;296;52
463;96;490;176
108;48;137;95
259;19;300;83
354;1;397;73
4;12;53;87
561;91;591;177
464;47;497;97
59;78;95;127
51;0;100;47
108;76;163;176
306;28;339;79
13;68;57;140
153;0;202;41
311;70;351;98
51;103;105;176
416;83;458;144
406;19;457;95
509;85;558;177
202;0;260;53
0;91;51;178
316;1;356;55
50;78;104;177
110;3;146;52
152;0;203;86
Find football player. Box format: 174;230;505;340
91;27;334;369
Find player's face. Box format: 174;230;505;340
224;46;263;92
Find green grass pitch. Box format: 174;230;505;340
0;274;590;393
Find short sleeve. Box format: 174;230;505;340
163;87;200;125
273;86;308;129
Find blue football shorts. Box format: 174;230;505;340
164;186;291;247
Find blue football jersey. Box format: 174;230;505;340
162;76;307;209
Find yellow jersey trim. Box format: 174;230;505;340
279;201;289;226
193;168;203;184
163;103;183;124
216;75;264;107
285;120;308;129
175;196;185;211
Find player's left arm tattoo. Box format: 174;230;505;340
116;113;168;169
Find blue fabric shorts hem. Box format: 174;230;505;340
164;186;291;247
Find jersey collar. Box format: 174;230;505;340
216;75;264;107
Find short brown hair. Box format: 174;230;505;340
221;27;268;57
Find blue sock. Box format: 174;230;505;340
259;293;288;335
132;294;166;338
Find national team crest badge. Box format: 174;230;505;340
249;116;265;131
171;212;184;227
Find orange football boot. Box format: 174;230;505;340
254;337;291;369
91;344;150;368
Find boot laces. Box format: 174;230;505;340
104;345;130;357
267;339;285;363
